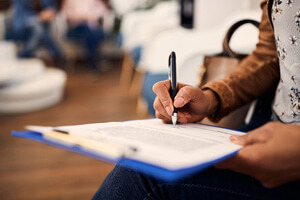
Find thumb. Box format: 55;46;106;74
174;86;200;108
230;127;270;146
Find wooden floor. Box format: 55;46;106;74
0;60;148;200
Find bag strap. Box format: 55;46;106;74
223;19;260;59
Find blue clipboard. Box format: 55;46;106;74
12;130;238;181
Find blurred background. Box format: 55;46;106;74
0;0;260;199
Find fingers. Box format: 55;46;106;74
153;81;173;116
177;112;192;123
217;122;297;188
230;122;275;146
155;112;172;124
174;86;199;108
154;96;192;123
153;80;207;124
153;97;171;122
153;80;190;123
215;144;265;173
230;133;267;146
153;81;199;111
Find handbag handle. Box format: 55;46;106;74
223;19;260;59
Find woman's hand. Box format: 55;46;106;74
39;9;56;22
216;122;300;188
152;80;219;124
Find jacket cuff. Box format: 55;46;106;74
201;81;235;121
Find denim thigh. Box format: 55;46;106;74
92;165;300;200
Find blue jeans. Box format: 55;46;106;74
18;18;62;59
92;165;300;200
67;23;104;71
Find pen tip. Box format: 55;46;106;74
172;114;177;127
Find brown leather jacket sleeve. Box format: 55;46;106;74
202;0;280;121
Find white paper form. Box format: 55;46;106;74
54;119;244;170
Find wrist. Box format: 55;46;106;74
203;89;220;117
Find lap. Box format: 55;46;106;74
92;165;300;200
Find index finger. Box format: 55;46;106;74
152;80;173;114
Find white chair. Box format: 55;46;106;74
110;0;160;17
119;1;180;91
178;14;261;86
0;68;66;114
0;58;45;86
193;0;252;29
137;8;261;116
120;1;179;52
138;9;261;74
0;41;18;61
0;58;67;114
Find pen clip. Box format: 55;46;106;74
168;54;172;81
168;51;177;97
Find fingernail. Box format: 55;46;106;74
166;106;173;116
230;135;240;144
174;96;185;107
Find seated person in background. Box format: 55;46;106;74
10;0;64;63
92;0;300;199
62;0;110;73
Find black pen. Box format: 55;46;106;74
168;51;178;127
